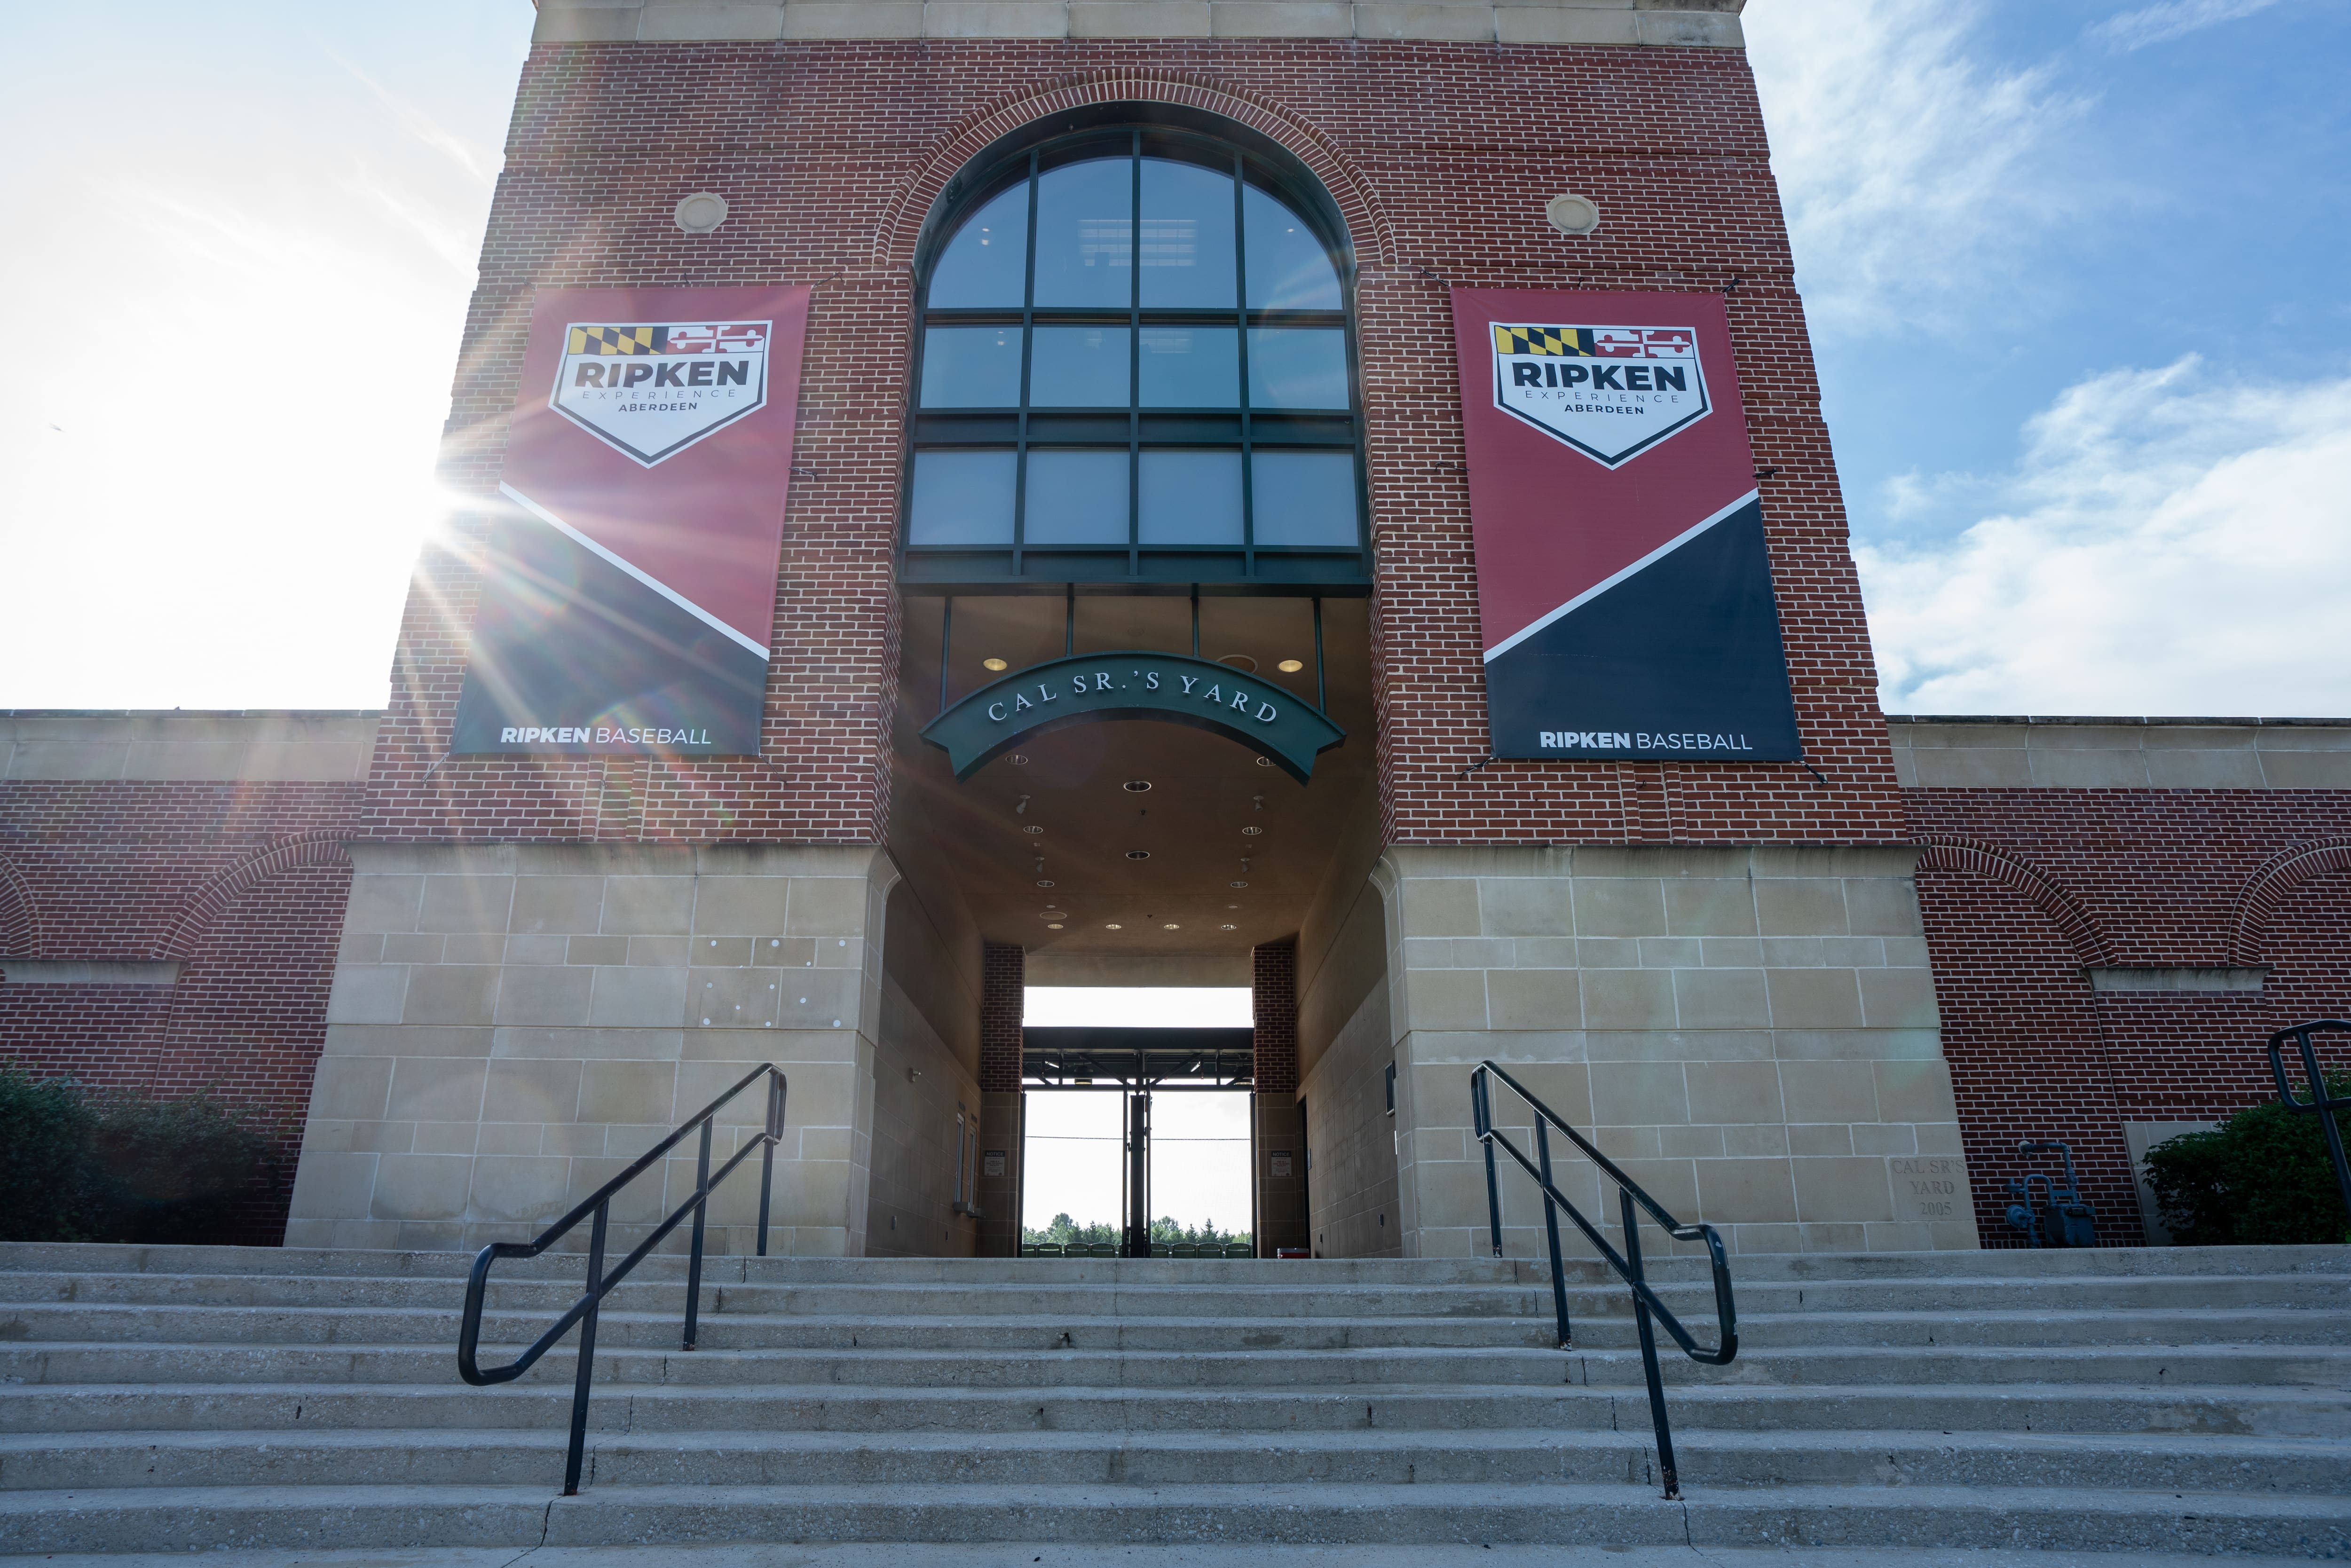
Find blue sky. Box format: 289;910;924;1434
1;0;2343;717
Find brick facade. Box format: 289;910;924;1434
360;38;1900;854
1905;785;2351;1245
1251;939;1299;1096
978;942;1026;1094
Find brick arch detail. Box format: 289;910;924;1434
0;855;38;956
162;833;352;962
1914;836;2113;969
875;70;1398;271
2227;838;2351;967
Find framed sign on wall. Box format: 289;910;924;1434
450;286;812;757
1451;289;1800;763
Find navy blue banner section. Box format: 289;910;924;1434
1483;499;1802;762
449;513;767;756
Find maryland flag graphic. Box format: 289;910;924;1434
549;319;772;465
1489;322;1708;468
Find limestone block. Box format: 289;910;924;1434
502;934;568;966
418;875;514;935
1589;1059;1688;1127
589;965;690;1027
1484;968;1579;1030
1571;878;1667;938
387;1058;489;1123
1778;1059;1879;1125
402;966;501;1027
326;965;408;1026
1696;1157;1797;1223
344;876;424;935
692;876;793;937
379;935;442;965
568;936;628;966
1400;878;1481;938
1765;969;1863;1030
693;967;784;1029
1788;1123;1854;1156
1636;937;1703;969
1671;967;1768;1031
483;1059;582;1124
1403;968;1489;1031
1210;0;1353;35
1663;878;1758;937
1683;1060;1782;1125
286;1151;379;1220
1659;1123;1724;1158
1721;1122;1790;1158
1851;1123;1918;1156
512;877;607;935
1579;966;1675;1030
1754;877;1847;938
1791;1155;1894;1223
637;0;788;39
1873;1057;1959;1123
1070;0;1210;33
495;965;594;1027
1354;2;1494;39
602;877;697;936
580;1060;681;1125
782;2;924;37
476;1122;543;1155
785;875;869;937
1495;7;1640;43
370;1153;473;1221
1859;967;1940;1030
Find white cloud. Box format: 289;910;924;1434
1745;0;2086;337
2090;0;2288;51
1857;358;2351;715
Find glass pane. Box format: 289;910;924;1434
1243;184;1341;310
908;451;1016;544
1251;450;1357;546
1246;328;1349;410
1139;451;1242;544
1138;326;1239;408
920;326;1022;408
1030;325;1131;407
1140;158;1236;308
1033;157;1132;308
1024;450;1131;544
928;182;1029;309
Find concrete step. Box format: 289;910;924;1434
7;1426;2347;1496
7;1378;2345;1439
4;1479;2346;1555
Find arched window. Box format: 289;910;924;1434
902;125;1367;587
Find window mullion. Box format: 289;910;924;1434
1009;152;1041;575
1231;150;1255;578
1128;134;1143;578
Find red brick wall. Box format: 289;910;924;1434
1906;788;2351;1245
978;942;1025;1094
1253;940;1299;1096
0;780;361;1241
367;39;1901;850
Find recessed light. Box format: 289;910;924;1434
982;657;1009;671
1163;922;1180;930
1023;825;1043;835
674;191;730;233
1006;754;1028;766
1220;923;1236;930
1047;922;1064;929
1218;654;1257;672
1254;756;1272;768
1545;192;1601;236
1278;659;1304;673
1126;849;1151;860
1122;780;1152;793
1229;881;1248;888
1105;922;1123;930
1227;904;1240;909
1241;826;1262;836
1035;879;1055;888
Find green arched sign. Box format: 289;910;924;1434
920;651;1346;783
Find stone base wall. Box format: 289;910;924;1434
1378;844;1978;1259
1300;979;1402;1258
285;843;896;1256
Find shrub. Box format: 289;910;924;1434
2144;1072;2351;1246
0;1064;276;1245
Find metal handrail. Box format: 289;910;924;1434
1471;1059;1736;1500
2267;1020;2351;1226
457;1063;786;1495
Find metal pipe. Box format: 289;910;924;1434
1622;1187;1680;1500
1474;1070;1503;1259
563;1202;607;1497
1536;1118;1572;1348
683;1119;711;1350
939;597;953;717
757;1071;781;1258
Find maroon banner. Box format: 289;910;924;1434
1451;289;1799;762
452;286;812;756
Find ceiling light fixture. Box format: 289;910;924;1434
1023;825;1043;835
1047;922;1064;930
1035;879;1055;888
1241;826;1262;836
674;191;730;233
1122;780;1152;793
1105;922;1123;930
1220;923;1237;930
1277;659;1304;673
1006;754;1028;766
1163;923;1180;930
1254;756;1272;768
1126;850;1150;860
1545;192;1601;236
982;657;1009;671
1229;881;1248;889
1218;654;1257;672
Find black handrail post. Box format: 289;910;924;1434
563;1201;608;1498
1620;1186;1679;1500
757;1072;781;1258
1473;1068;1504;1259
2269;1022;2351;1226
683;1119;712;1351
1534;1118;1572;1348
